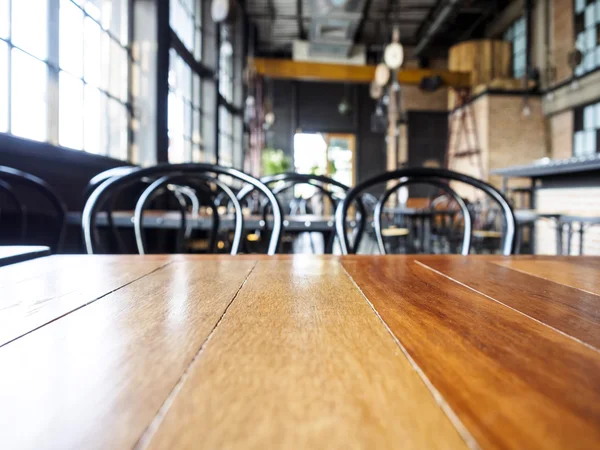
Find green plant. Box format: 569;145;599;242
262;148;291;176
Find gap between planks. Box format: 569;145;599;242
490;260;600;298
415;259;600;354
340;259;481;450
0;260;174;349
133;260;259;450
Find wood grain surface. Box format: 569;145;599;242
494;257;600;296
1;255;600;450
419;257;600;349
0;260;254;449
0;256;169;346
140;259;469;450
343;257;600;450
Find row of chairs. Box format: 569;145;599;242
0;163;516;255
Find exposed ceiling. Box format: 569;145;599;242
244;0;512;61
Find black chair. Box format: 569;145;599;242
84;166;137;201
133;173;243;255
82;164;282;255
82;166;140;253
336;168;516;255
0;166;67;253
237;173;363;253
86;165;221;254
373;178;471;255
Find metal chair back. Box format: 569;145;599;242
0;166;67;253
82;164;282;255
237;172;363;253
336;168;516;255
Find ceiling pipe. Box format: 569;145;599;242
414;0;463;56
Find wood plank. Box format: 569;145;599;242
141;259;469;450
494;258;600;296
0;259;255;449
0;245;50;267
418;257;600;350
0;255;169;346
0;254;85;287
251;57;472;87
342;257;600;450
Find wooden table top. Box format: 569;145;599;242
0;245;50;267
2;254;600;449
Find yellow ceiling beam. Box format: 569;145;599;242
251;58;472;88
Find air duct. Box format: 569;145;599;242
309;0;367;57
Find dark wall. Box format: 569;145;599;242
407;111;448;167
297;82;357;133
356;85;387;187
266;79;296;158
0;134;129;211
266;79;386;185
406;110;449;197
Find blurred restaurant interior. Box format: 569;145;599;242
0;0;599;255
5;2;600;449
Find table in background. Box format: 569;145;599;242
514;209;564;254
0;245;50;267
560;213;600;255
2;254;600;449
384;207;457;253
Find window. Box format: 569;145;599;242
168;0;204;163
1;0;48;142
574;0;600;76
0;0;131;159
168;49;203;163
60;0;130;159
219;105;234;167
218;26;235;167
503;16;527;79
574;101;600;157
219;26;234;103
170;0;202;61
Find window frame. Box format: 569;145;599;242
573;99;600;157
0;0;134;160
503;16;527;79
168;0;207;164
573;0;600;77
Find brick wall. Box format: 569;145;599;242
487;95;547;187
552;0;574;84
402;59;449;113
403;86;449;111
549;110;573;159
536;187;600;255
448;94;546;197
448;95;489;200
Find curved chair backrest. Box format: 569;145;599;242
373;177;471;255
82;164;282;255
0;166;67;253
0;179;27;240
83;166;138;202
237;172;365;253
336;168;516;255
237;173;348;211
133;173;244;255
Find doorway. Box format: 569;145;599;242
293;132;356;187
